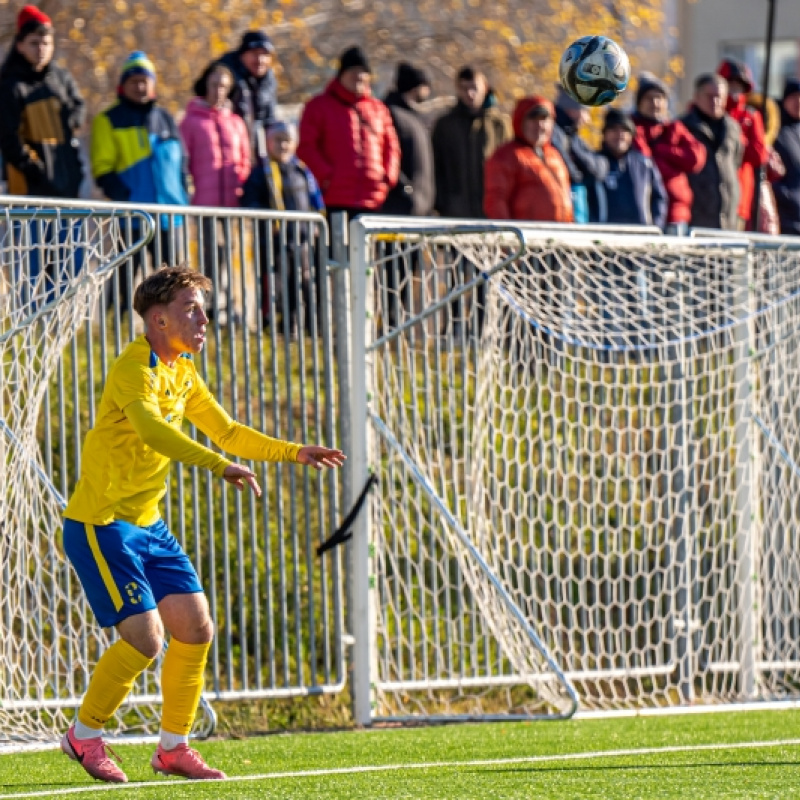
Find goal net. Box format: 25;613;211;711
0;204;166;741
352;221;800;720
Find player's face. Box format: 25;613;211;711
16;31;54;71
163;287;209;354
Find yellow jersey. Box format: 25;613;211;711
64;335;302;527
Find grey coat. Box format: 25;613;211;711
680;107;743;230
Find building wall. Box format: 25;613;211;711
677;0;800;107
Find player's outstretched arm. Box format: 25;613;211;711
296;446;346;471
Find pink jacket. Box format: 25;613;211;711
179;98;251;208
297;79;400;209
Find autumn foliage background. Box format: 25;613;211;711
0;0;677;126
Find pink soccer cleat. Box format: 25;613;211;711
60;725;128;783
151;743;227;780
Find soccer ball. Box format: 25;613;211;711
558;36;631;107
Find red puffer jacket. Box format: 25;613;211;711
297;79;400;210
726;93;770;223
632;115;706;225
483;96;572;222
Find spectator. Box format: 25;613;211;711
585;108;667;228
551;86;609;223
180;63;251;324
380;62;436;327
216;30;277;156
773;78;800;236
297;45;399;222
0;5;84;198
681;74;743;230
484;96;572;222
242;121;324;335
717;59;770;229
382;62;435;217
91;51;188;310
181;64;250;209
631;73;706;235
0;5;86;303
432;66;511;218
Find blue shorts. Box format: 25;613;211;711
62;517;203;628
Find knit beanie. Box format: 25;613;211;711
717;58;754;92
16;5;52;40
784;77;800;100
603;107;636;135
239;30;275;54
338;46;370;76
265;120;296;141
635;72;669;108
396;62;429;94
119;51;156;87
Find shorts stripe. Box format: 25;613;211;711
85;524;124;612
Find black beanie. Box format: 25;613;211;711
635;72;668;108
603;107;636;135
239;30;274;54
784;77;800;100
396;62;428;94
338;46;370;76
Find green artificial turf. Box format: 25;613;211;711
2;709;800;799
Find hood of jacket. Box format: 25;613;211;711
184;96;233;120
325;77;372;105
512;95;555;141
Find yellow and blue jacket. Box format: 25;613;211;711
90;96;187;218
0;49;85;197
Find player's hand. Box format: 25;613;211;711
223;463;262;496
296;446;347;471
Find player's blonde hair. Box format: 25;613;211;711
133;265;213;318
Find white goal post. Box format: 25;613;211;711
345;217;800;724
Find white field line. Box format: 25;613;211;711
0;738;799;798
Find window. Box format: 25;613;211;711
720;40;800;97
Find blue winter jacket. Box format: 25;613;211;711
773;107;800;237
585;146;668;230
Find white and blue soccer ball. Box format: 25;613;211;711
558;36;631;107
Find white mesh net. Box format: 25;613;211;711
361;226;800;718
0;205;168;741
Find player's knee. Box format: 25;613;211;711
196;616;214;644
118;613;165;659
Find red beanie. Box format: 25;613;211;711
16;5;52;36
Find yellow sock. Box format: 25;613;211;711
159;639;211;735
77;639;154;729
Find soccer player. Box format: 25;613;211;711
59;266;345;783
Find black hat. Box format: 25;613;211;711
635;72;669;108
603;107;636;135
338;46;370;76
396;62;429;94
239;30;275;54
784;77;800;100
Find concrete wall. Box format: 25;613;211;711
677;0;800;108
